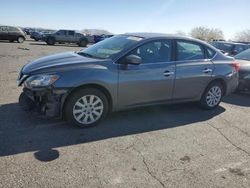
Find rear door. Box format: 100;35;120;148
172;40;214;100
7;26;19;41
66;30;76;42
118;39;175;108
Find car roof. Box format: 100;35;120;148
124;32;191;40
0;25;18;28
123;32;214;48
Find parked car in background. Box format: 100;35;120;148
22;28;32;35
234;49;250;91
211;41;249;56
93;35;103;43
42;30;91;47
30;31;43;41
17;33;239;127
0;26;26;43
93;34;114;43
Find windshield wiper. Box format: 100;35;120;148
77;52;94;58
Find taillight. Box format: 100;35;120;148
231;62;240;72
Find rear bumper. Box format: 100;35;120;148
19;87;69;118
225;75;239;96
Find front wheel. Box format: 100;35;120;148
64;88;109;127
200;82;224;110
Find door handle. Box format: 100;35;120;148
163;71;174;77
202;68;213;74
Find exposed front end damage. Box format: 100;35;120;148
19;87;67;118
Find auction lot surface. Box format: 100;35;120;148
0;39;250;188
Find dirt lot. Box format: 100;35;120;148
0;38;250;188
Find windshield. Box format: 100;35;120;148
78;35;143;59
211;42;234;52
235;49;250;61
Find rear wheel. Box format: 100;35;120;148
200;82;224;109
64;88;109;127
78;39;87;47
46;37;55;45
17;36;25;43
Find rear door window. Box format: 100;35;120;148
176;41;205;61
0;26;8;32
8;27;19;32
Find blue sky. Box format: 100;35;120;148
1;0;249;39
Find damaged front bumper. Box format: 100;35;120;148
19;87;69;118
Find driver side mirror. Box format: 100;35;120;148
125;54;142;65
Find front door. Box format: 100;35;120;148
118;40;175;108
7;26;19;41
66;30;75;42
56;30;67;42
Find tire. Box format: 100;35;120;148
19;92;36;111
46;37;55;45
78;39;87;47
64;88;109;127
200;82;224;110
17;36;25;43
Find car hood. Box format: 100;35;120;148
22;51;108;74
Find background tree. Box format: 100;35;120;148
234;30;250;42
190;27;224;42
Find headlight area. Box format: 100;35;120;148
20;74;67;118
24;74;59;89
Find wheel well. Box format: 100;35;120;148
62;84;113;115
47;36;55;41
208;78;227;96
17;36;25;41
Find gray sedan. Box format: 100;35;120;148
17;33;239;127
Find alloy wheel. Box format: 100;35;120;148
206;86;222;107
73;95;104;125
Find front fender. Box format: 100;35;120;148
54;65;118;113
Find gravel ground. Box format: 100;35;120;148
0;38;250;188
